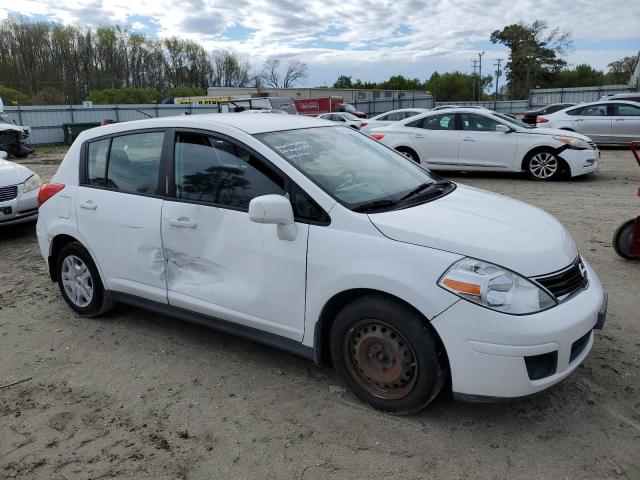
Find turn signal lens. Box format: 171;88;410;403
370;133;385;140
441;278;481;296
38;183;65;207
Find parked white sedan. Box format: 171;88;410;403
0;151;41;225
360;108;429;134
536;100;640;144
316;112;364;130
371;108;599;180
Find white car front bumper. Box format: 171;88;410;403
558;147;600;177
431;260;606;399
0;185;38;226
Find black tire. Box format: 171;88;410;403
395;147;420;163
612;219;639;260
329;295;444;415
56;242;113;317
524;149;564;181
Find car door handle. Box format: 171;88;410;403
413;134;426;138
168;218;197;228
575;119;584;122
79;201;97;210
615;119;625;122
462;137;476;142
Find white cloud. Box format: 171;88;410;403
0;0;638;86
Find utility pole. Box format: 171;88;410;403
471;59;479;101
494;58;502;109
478;51;485;101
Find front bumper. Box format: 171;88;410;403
558;147;599;177
0;186;38;226
431;260;605;399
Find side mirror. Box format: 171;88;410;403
495;124;511;133
249;194;297;241
0;151;7;160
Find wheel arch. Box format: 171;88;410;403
394;145;420;163
521;145;570;174
313;288;450;379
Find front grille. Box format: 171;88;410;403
570;330;592;363
0;185;18;202
533;258;588;301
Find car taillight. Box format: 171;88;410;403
361;122;368;127
537;117;549;123
370;133;385;140
38;183;65;207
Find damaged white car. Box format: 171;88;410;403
0;150;41;225
36;114;605;414
0;111;33;159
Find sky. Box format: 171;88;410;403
1;0;638;87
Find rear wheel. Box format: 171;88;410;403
612;219;639;260
395;147;420;163
525;149;563;181
330;295;444;414
56;242;112;317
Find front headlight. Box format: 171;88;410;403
438;258;556;314
553;136;591;150
23;173;42;193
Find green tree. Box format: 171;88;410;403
333;75;353;88
490;20;572;98
168;87;205;98
0;86;30;105
425;71;492;102
550;64;606;88
87;87;160;104
606;56;637;84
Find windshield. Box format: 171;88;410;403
494;113;533;129
342;112;359;121
257;126;451;212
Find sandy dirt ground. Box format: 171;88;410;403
1;146;639;480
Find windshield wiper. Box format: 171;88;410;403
398;180;450;203
352;198;398;213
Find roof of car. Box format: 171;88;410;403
80;113;336;139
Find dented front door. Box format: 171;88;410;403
160;201;308;341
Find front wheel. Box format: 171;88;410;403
395;147;420;163
612;218;639;260
525;150;563;181
330;295;444;414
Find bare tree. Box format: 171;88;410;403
282;59;308;88
262;58;281;88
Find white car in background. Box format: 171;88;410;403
371;108;599;180
0;150;41;225
536;100;640;144
316;112;365;130
360;108;429;134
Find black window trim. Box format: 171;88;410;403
80;127;171;200
167;127;330;226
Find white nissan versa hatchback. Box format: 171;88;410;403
36;114;607;414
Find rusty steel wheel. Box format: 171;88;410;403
343;320;418;400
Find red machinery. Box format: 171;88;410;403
612;140;640;259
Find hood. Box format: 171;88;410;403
368;184;577;277
0;159;34;186
526;127;591;142
0;123;28;134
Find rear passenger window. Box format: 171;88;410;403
106;132;164;194
174;133;284;210
87;139;110;186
